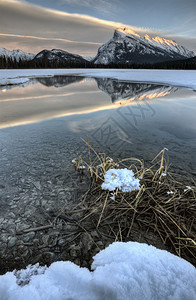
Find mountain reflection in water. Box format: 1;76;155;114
0;75;195;177
0;75;193;128
37;76;177;104
95;78;177;104
37;76;84;88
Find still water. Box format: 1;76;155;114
0;75;195;187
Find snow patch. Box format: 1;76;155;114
101;168;140;192
167;191;174;195
0;242;196;300
0;47;34;62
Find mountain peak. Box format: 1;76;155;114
93;28;195;65
115;28;179;48
115;27;141;38
114;28;185;52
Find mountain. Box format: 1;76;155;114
0;47;35;62
82;56;94;62
37;75;84;87
33;49;88;65
1;29;195;69
95;78;177;104
93;28;195;65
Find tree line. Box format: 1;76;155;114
0;55;195;70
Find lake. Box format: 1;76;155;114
0;74;196;273
0;75;195;177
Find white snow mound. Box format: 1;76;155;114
101;168;140;192
0;241;195;300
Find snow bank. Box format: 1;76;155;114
101;168;140;192
0;242;195;300
0;69;196;90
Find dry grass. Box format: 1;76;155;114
71;139;196;266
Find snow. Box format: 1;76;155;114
82;56;93;62
0;47;35;62
114;29;194;59
184;186;192;192
167;191;174;195
79;165;86;169
0;69;196;90
116;28;141;38
101;168;140;192
0;241;196;300
14;264;47;286
95;28;195;64
0;77;29;86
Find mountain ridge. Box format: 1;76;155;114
93;28;195;64
0;47;35;62
0;28;195;67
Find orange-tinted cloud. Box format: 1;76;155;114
0;0;195;55
0;0;151;55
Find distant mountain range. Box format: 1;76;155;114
0;28;195;67
0;47;34;62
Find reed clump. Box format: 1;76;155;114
71;139;196;266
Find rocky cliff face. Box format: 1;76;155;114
93;28;195;65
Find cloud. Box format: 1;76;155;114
0;33;102;55
0;0;195;56
0;1;109;54
0;0;151;54
58;0;119;14
166;35;196;53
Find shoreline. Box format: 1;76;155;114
0;117;195;275
0;69;196;90
0;154;195;275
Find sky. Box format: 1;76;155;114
0;0;195;56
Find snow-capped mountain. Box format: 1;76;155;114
95;77;177;103
1;29;195;68
93;28;195;64
0;47;35;62
33;49;88;64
